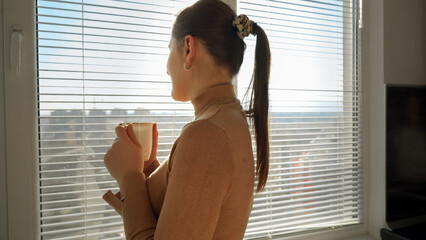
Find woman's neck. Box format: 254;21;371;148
189;65;232;100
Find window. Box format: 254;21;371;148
37;0;197;238
238;0;362;238
35;0;361;239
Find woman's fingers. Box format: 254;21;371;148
152;123;158;150
115;125;130;143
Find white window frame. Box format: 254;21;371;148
0;0;9;239
1;0;385;239
3;0;40;239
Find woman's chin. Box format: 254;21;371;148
171;91;189;102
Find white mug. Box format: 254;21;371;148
123;122;154;162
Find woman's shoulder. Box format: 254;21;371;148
182;102;250;143
180;119;230;144
172;119;235;172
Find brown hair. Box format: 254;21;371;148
172;0;271;192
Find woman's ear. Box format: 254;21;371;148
183;35;197;68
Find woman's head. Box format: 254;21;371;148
171;0;245;77
167;0;245;101
169;0;271;192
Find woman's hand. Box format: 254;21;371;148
104;124;144;192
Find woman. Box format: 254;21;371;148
103;0;271;239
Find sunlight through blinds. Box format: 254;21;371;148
237;0;363;239
37;0;197;239
36;0;362;239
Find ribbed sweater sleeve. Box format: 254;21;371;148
114;120;236;239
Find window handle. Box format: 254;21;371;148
11;26;23;77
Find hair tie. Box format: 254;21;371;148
232;14;257;40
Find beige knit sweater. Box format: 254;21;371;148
103;84;255;239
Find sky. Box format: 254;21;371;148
37;0;352;115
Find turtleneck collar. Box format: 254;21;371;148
191;83;237;118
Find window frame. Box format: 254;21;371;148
3;0;40;239
1;0;380;239
0;0;9;239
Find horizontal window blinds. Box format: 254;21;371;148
37;0;197;239
36;0;362;239
237;0;362;239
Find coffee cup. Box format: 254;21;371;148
123;122;154;161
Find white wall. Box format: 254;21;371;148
364;0;426;239
384;0;426;86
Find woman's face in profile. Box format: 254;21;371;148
167;38;191;101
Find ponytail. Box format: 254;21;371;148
245;26;271;193
172;0;270;192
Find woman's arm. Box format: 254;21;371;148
144;159;160;178
121;120;235;239
103;123;162;217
